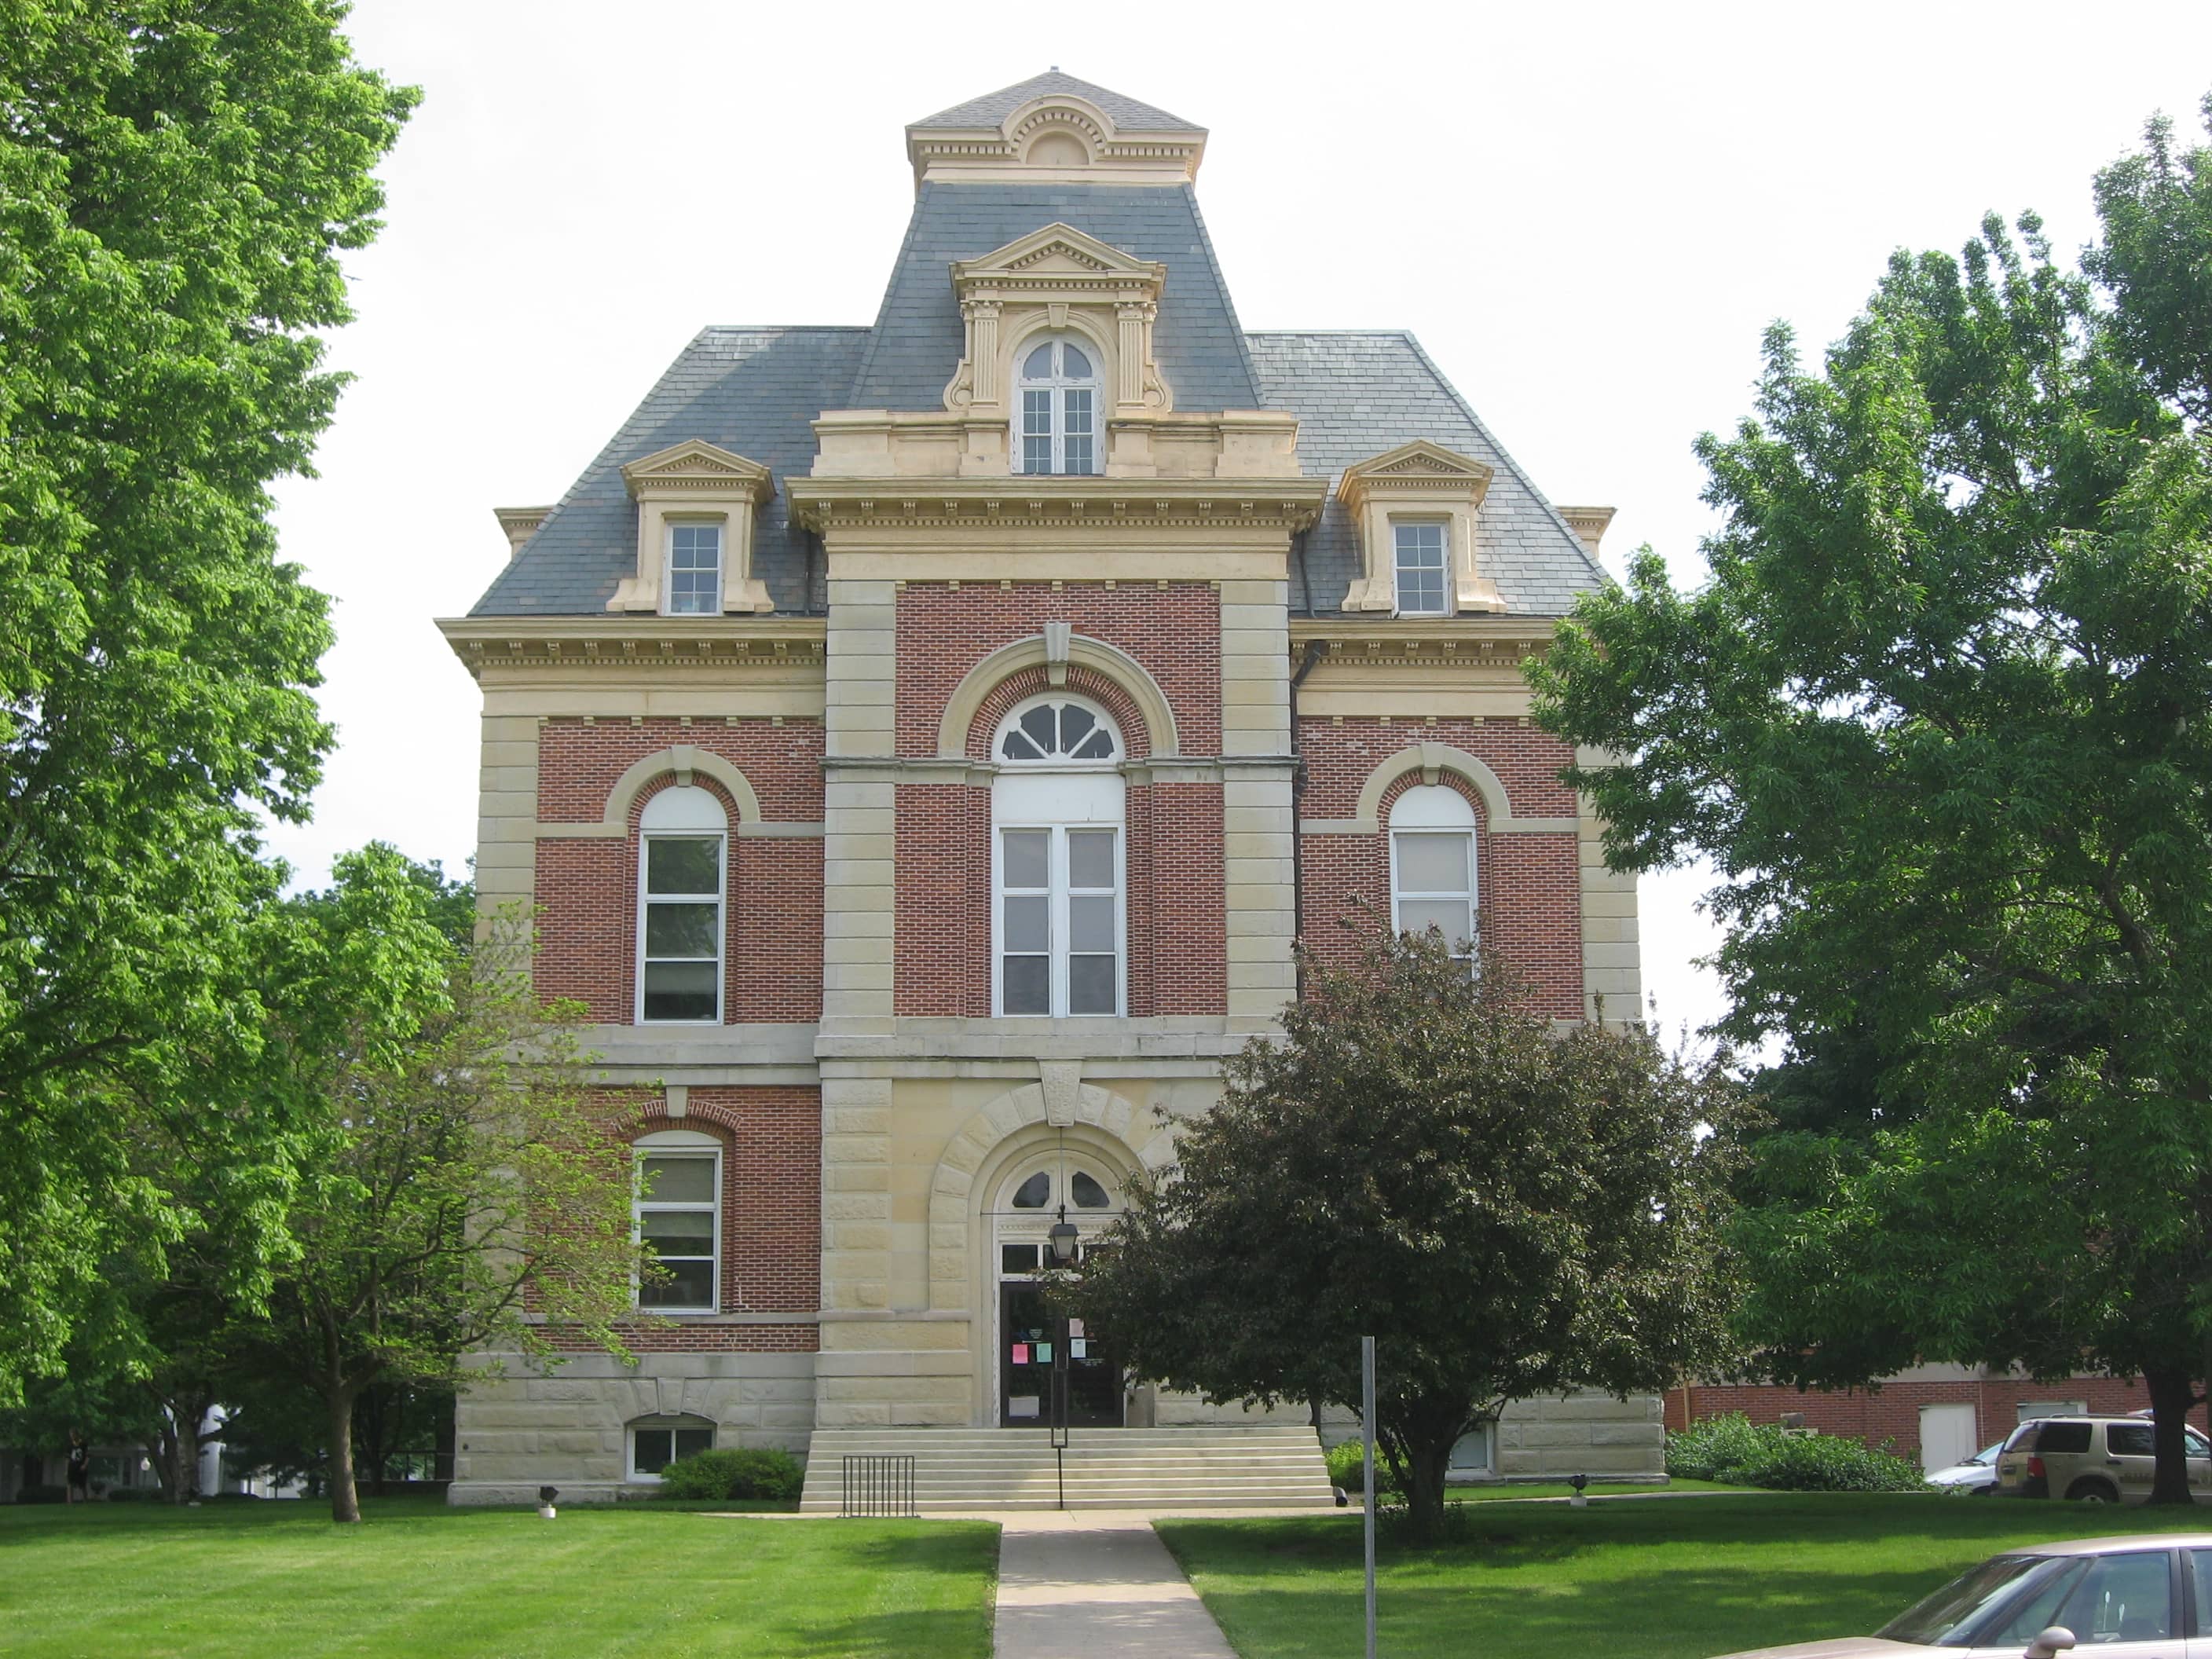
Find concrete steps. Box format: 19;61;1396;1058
798;1425;1337;1513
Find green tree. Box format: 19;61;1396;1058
0;2;416;1397
222;845;646;1524
1068;922;1745;1533
1532;101;2212;1501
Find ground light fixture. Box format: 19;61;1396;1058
537;1485;558;1519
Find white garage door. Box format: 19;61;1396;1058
1920;1403;1979;1473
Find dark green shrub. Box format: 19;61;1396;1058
1324;1438;1402;1496
1667;1412;1927;1492
13;1485;67;1504
655;1447;805;1502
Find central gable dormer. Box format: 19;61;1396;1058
941;224;1170;424
905;71;1206;189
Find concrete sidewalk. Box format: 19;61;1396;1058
991;1510;1238;1659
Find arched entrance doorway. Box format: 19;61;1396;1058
991;1152;1123;1427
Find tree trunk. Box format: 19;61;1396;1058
2144;1361;2197;1506
326;1386;362;1524
1401;1432;1455;1536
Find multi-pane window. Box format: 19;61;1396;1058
638;786;726;1024
665;522;723;615
634;1133;720;1313
1393;522;1448;615
629;1417;715;1479
1016;337;1099;476
993;698;1123;1017
1391;783;1477;966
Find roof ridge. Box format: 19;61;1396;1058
1393;331;1610;589
699;323;873;334
467;329;720;611
846;181;936;405
911;71;1197;133
1181;185;1261;407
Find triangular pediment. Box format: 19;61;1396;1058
621;439;774;500
951;223;1166;291
1337;440;1494;507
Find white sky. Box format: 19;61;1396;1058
266;0;2212;1042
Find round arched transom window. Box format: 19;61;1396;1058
997;696;1121;764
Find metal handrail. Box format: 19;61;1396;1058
840;1453;917;1518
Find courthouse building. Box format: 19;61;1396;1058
438;73;1651;1507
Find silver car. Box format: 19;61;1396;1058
1713;1533;2212;1657
1928;1441;2007;1496
1994;1417;2212;1504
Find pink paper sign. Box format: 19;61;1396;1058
1011;1343;1030;1364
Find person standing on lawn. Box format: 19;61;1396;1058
64;1432;89;1504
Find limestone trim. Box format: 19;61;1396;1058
905;90;1207;191
928;1081;1170;1313
1342;743;1578;834
940;223;1170;423
570;745;765;833
493;505;552;558
436;616;827;686
936;633;1181;760
609;440;778;616
1557;505;1616;556
1335;440;1503;616
803;414;1308;485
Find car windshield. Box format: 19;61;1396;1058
1968;1441;2005;1466
1877;1557;2072;1646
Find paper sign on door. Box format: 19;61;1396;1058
1035;1342;1053;1364
1068;1319;1086;1338
1011;1343;1030;1364
1070;1339;1089;1359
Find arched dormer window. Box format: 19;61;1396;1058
991;695;1124;1016
1016;335;1100;477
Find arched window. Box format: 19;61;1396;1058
993;697;1124;1017
638;786;726;1024
634;1128;721;1313
1016;335;1100;477
1390;783;1477;968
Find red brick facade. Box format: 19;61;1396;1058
891;582;1231;1018
533;717;824;1024
1297;716;1584;1018
1668;1376;2210;1460
555;1086;822;1355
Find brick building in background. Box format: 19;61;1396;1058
438;73;1645;1507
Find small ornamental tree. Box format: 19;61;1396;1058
1068;920;1747;1533
221;846;646;1524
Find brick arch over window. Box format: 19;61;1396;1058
937;633;1178;760
926;1080;1172;1313
602;745;762;830
1354;743;1511;831
964;665;1150;763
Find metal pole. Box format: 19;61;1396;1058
1363;1334;1377;1659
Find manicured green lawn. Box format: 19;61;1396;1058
0;1498;996;1657
1159;1493;2212;1659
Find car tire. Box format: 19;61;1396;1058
2066;1478;2120;1504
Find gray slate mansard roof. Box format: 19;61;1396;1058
470;198;1603;621
910;71;1197;134
1247;331;1608;617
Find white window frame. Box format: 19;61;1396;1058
1393;520;1450;617
1015;334;1102;478
633;1129;722;1315
1390;783;1478;966
662;519;724;616
635;786;727;1026
991;697;1126;1019
627;1415;716;1481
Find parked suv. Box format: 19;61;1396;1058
1995;1415;2212;1503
